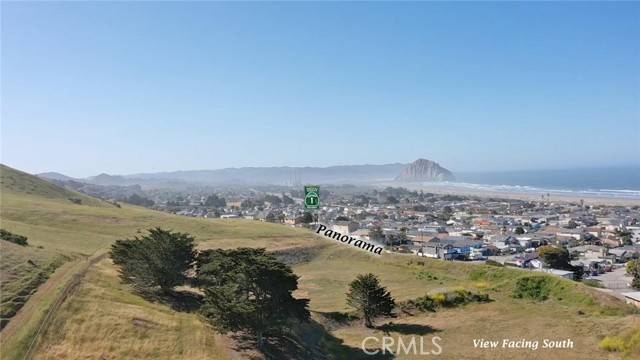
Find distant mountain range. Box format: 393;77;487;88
37;159;455;188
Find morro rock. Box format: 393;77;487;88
395;159;455;182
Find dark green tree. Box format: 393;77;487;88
538;245;571;270
297;211;314;224
265;211;280;222
241;198;263;210
197;248;309;348
110;228;196;293
627;259;640;289
386;196;399;205
204;194;226;207
125;193;155;207
264;194;282;206
346;273;395;328
368;226;384;241
514;226;525;235
281;193;295;205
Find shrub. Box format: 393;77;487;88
432;293;447;306
0;229;28;246
414;270;437;280
513;276;552;301
413;296;436;312
599;329;640;355
408;289;490;312
599;336;626;352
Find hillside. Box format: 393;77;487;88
1;165;110;208
0;166;324;359
1;166;638;359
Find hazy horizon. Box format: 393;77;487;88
2;2;639;177
22;161;640;181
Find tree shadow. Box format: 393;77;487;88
136;288;203;312
228;319;394;360
318;311;358;324
376;322;440;336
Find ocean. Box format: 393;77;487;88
444;167;640;200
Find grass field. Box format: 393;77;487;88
31;258;230;360
0;165;322;359
0;241;70;329
1;164;639;359
297;246;640;359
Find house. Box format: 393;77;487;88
602;237;621;248
621;292;640;308
607;249;631;263
332;221;359;235
419;236;483;260
568;245;607;260
505;253;539;268
350;229;370;240
538;268;575;280
556;228;583;240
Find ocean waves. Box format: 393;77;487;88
421;181;640;200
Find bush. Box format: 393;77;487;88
406;289;490;313
413;296;437;312
0;229;28;246
414;270;437;280
432;293;447;307
513;276;552;301
599;336;626;352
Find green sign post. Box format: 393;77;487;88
304;185;320;209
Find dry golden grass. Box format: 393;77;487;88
294;246;638;359
2;165;638;359
33;259;230;360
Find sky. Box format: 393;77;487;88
1;2;639;178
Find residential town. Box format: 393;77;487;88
144;186;640;305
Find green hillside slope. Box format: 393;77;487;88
1;164;110;208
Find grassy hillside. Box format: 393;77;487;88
296;247;640;359
0;240;70;329
1;165;110;208
0;165;323;359
31;259;230;360
1;164;638;359
1;165;320;255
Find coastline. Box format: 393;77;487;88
380;181;640;207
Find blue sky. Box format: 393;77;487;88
2;2;639;177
